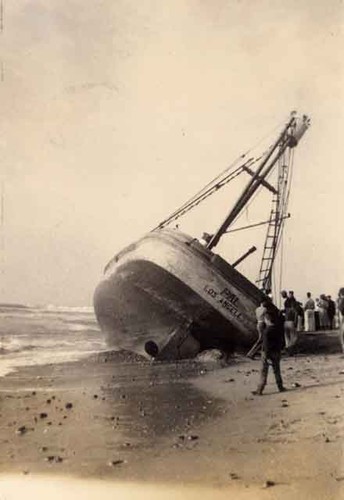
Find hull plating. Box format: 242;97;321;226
94;229;265;358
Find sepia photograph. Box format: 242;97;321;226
0;1;343;498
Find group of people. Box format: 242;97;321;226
268;289;340;335
300;292;337;331
249;287;344;396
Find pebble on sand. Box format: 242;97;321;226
65;402;73;409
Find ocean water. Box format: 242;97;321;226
0;304;106;376
0;305;224;477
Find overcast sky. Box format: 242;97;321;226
1;0;343;306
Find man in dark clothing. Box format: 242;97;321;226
281;290;297;310
285;290;297;309
252;305;286;395
327;296;336;330
281;290;288;308
338;288;344;352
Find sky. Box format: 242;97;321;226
0;0;343;306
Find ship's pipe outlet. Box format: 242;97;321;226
144;340;159;358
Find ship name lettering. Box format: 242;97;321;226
219;287;239;306
204;285;243;321
203;285;218;298
218;298;242;319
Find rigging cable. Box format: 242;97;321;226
224;131;292;232
268;146;295;300
155;152;269;230
185;117;285;207
278;227;285;309
154;119;286;231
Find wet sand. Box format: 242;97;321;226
0;331;343;499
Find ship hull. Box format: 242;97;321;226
94;228;265;360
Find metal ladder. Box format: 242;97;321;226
256;150;290;292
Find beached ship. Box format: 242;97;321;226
94;112;310;360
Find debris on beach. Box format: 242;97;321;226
65;402;73;409
178;434;199;442
16;425;28;435
188;435;199;441
108;459;125;467
39;412;48;419
196;349;225;363
263;480;276;488
229;472;240;480
45;455;63;463
120;442;131;448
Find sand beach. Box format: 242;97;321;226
0;324;343;499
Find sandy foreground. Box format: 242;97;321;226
0;332;343;499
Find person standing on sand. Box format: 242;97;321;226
284;304;298;353
281;290;288;309
296;301;304;331
287;290;297;308
304;292;315;332
314;298;320;331
252;303;286;395
281;289;297;310
327;296;336;330
318;294;329;330
337;288;344;353
246;300;268;359
281;290;298;352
